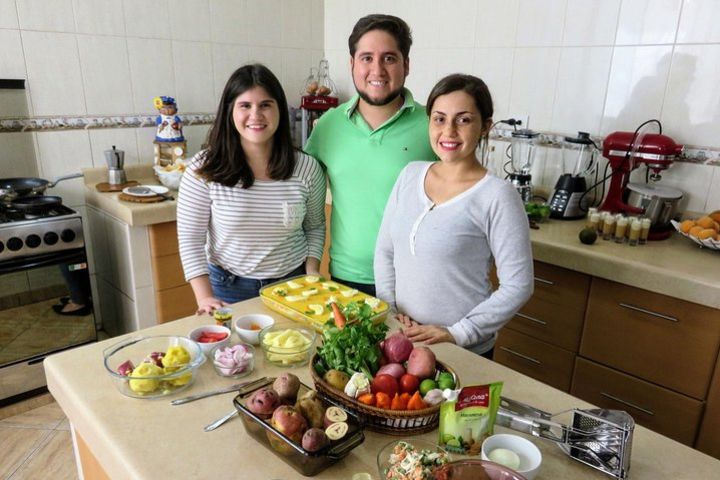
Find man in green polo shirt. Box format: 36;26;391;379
304;14;434;296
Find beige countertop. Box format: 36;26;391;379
45;298;720;480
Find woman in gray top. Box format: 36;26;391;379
374;74;534;357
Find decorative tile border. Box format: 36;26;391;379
0;113;215;133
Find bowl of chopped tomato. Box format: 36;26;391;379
188;325;231;356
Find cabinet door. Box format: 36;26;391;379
580;278;720;400
696;352;720;458
505;262;590;352
572;357;703;446
494;328;575;392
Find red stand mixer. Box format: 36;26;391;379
599;130;684;239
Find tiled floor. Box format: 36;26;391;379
0;396;77;480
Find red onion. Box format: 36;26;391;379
383;332;414;363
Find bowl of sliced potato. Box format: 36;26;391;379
154;160;186;189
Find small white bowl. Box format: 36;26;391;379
188;325;231;356
481;433;542;480
234;314;274;345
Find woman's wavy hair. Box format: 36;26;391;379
198;64;295;188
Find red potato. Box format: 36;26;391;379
376;363;405;379
406;347;436;380
246;387;281;419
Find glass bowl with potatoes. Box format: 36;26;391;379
153;160;186;189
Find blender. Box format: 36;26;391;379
104;145;126;186
548;132;597;219
508;128;539;202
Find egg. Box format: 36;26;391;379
286;280;303;289
488;448;521;470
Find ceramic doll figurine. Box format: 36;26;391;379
154;96;184;142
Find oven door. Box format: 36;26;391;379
0;248;97;402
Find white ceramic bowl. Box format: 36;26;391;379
481;434;542;480
188;324;232;356
234;314;274;345
153;165;184;189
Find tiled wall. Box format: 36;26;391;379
0;0;324;206
324;0;720;213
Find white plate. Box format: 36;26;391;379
122;185;169;197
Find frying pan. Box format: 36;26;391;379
0;173;83;202
10;195;63;213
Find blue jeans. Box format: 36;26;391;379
208;264;305;303
330;276;376;297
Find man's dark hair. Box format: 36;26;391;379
348;14;413;60
199;64;295;188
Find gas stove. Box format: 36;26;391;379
0;204;85;262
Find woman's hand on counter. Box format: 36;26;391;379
395;314;456;345
196;296;227;315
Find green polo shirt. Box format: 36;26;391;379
304;88;435;284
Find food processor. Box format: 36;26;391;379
508;128;539;202
548;132;597;219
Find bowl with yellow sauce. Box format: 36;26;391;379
258;324;316;368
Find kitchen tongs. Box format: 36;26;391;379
496;397;634;479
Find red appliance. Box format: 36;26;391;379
599;131;683;215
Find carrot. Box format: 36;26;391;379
330;302;346;329
407;391;427;410
391;392;409;410
357;393;376;406
375;391;391;409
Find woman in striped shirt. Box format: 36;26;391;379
178;64;326;314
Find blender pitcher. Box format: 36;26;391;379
509;129;539;202
548;132;596;219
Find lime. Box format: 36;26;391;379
419;378;438;396
438;373;455;390
579;227;598;245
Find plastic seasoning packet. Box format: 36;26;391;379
438;382;503;455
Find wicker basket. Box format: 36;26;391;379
310;354;459;435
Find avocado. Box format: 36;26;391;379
579;227;598;245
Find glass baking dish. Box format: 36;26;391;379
233;379;365;477
259;275;389;332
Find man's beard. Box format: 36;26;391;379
355;84;404;107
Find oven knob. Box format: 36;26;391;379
26;234;41;248
44;232;59;245
60;229;76;243
7;237;23;251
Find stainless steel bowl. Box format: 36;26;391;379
626;182;683;228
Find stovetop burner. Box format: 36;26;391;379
0;203;77;224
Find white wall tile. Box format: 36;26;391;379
172;41;215;113
86;205;110;277
551;47;613;135
323;0;377;53
123;0;171;39
35;130;92;206
661;44;720;147
436;0;477;48
135;126;157;163
281;0;313;49
0;29;26;78
311;0;324;50
404;47;437;107
72;0;125;36
170;0;211;42
0;0;19;28
475;0;519;47
281;48;312;107
246;0;282;47
705;168;720;212
677;0;720;44
562;0;621;46
322;48;352;100
16;0;74;32
538;146;564;189
515;0;567;47
209;0;247;44
88;129;140;168
472;48;514;122
382;0;438;50
601;46;673;135
22;31;86;116
615;0;682;45
508;47;561;131
436;48;474;79
127;37;174;113
648;162;714;213
213;43;250;100
0;132;39;178
77;35;133;115
183;124;211;158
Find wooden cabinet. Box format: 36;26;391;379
696;352;720;457
580;278;720;400
572;357;704;446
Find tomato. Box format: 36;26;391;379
370;373;398;398
398;373;420;394
197;332;228;343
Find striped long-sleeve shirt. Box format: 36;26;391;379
177;150;326;281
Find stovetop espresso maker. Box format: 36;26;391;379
104;145;126;185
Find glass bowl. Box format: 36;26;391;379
211;342;255;378
103;335;205;399
442;459;528;480
258;324;316;368
153;164;184;189
377;439;451;480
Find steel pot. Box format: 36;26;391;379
626;182;683;228
0;173;83;202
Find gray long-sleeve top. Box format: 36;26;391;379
374;161;534;354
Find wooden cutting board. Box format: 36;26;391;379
118;193;165;203
96;181;139;192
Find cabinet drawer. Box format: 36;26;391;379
580;278;720;400
507;261;589;351
696;352;720;458
155;284;195;323
572;357;703;446
494;328;575;392
151;253;186;291
148;221;179;257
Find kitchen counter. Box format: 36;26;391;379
529;219;720;309
83;165;177;226
45;298;720;480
